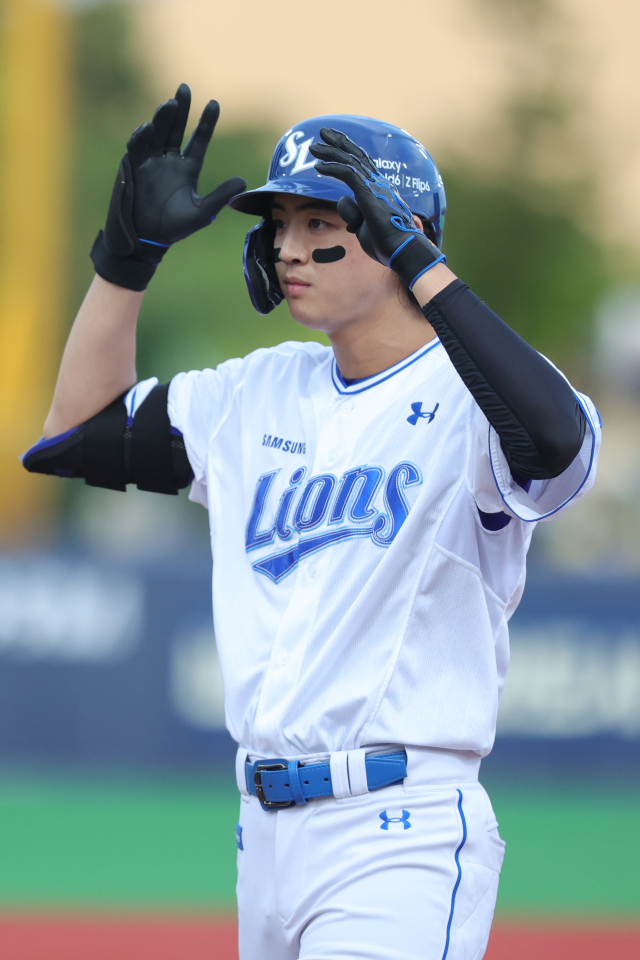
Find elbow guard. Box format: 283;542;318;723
23;383;192;495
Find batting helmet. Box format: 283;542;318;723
229;114;446;315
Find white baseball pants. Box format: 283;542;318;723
235;749;505;960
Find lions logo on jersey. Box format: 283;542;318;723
245;462;423;583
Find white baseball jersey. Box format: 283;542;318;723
129;337;600;760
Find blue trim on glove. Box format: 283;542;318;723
408;253;447;290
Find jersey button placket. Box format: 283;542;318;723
279;552;327;691
314;394;353;473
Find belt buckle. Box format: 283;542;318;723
254;761;294;810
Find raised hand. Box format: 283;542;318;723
309;128;445;290
91;84;246;291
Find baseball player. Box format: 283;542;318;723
24;84;600;959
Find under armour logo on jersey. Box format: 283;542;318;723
407;402;439;426
379;810;411;830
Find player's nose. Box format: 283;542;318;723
276;226;309;265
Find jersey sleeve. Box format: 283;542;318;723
469;387;601;523
165;358;246;509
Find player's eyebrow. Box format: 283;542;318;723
270;199;338;213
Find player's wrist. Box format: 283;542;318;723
90;230;159;292
389;233;446;290
411;262;459;307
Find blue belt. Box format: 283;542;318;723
246;751;407;810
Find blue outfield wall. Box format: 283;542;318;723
0;550;639;775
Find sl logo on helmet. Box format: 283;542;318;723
279;131;317;174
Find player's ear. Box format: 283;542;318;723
413;215;424;233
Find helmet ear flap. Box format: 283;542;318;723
243;220;284;315
419;217;438;247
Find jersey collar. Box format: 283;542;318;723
331;338;442;395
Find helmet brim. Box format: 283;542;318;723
229;176;354;217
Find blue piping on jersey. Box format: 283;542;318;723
442;789;467;960
333;359;396;390
331;339;442;395
489;390;597;523
22;426;80;462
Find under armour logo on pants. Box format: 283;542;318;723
379;810;411;830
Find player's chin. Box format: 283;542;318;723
285;294;329;330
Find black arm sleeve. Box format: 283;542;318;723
422;279;586;480
23;382;193;495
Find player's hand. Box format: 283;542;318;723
310;128;445;290
90;84;246;291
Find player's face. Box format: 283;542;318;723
271;195;405;335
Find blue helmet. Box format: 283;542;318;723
229;114;446;314
231;113;445;244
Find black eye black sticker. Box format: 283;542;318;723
273;248;281;262
312;246;346;263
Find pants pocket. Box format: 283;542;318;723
459;864;500;960
485;818;506;871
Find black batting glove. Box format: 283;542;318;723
91;83;246;291
309;128;445;290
